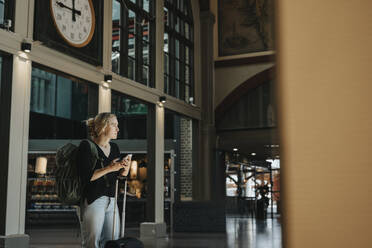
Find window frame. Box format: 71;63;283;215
112;0;156;88
164;0;194;102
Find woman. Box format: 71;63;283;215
77;112;130;248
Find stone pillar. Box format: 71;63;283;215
140;0;167;238
98;86;111;113
0;54;31;248
194;11;216;201
140;104;167;238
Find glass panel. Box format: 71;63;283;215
185;22;189;39
143;0;150;12
164;7;168;26
128;56;135;80
142;40;149;65
164;32;169;53
70;81;90;121
185;65;190;85
30;68;57;116
185;46;189;64
112;0;121;21
175;59;179;80
112;50;120;74
175;39;179;59
142;19;149;42
164;53;169;74
164;153;171;199
112;1;121;74
55;76;72;119
169;76;176;97
175;16;179;32
129;0;136;3
185;84;190;103
164;75;169;94
0;0;5;24
129;9;136;34
128;34;135;58
179;61;185;82
142;65;149;85
29;67;98;139
175;79;179;98
111;90;148;139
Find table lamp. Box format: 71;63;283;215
35;156;47;175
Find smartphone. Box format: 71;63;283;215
119;153;132;162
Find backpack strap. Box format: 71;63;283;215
85;139;110;188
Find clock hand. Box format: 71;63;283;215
72;0;76;22
55;1;81;19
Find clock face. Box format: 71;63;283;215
50;0;95;47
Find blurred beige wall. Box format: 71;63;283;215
277;0;372;247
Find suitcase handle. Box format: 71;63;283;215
112;176;128;240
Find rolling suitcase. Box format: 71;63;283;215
105;176;144;248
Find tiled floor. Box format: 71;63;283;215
26;215;282;248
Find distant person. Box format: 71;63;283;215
77;112;131;248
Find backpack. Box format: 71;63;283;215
55;139;100;205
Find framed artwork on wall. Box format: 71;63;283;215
218;0;275;57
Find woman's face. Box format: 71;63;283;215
105;117;119;139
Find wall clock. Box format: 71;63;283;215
50;0;95;48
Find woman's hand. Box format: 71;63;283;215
90;158;125;181
109;158;126;172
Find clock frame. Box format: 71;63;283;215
50;0;96;48
34;0;103;66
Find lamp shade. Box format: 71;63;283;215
138;167;147;182
129;160;138;179
35;157;47;174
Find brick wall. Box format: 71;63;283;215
180;118;192;200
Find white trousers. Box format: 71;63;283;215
78;196;120;248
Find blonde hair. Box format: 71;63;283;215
86;112;116;138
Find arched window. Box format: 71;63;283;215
112;0;155;87
164;0;194;103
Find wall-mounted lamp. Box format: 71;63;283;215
157;96;166;107
159;96;166;104
104;74;112;83
21;42;32;53
35;156;47;175
233;148;238;152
